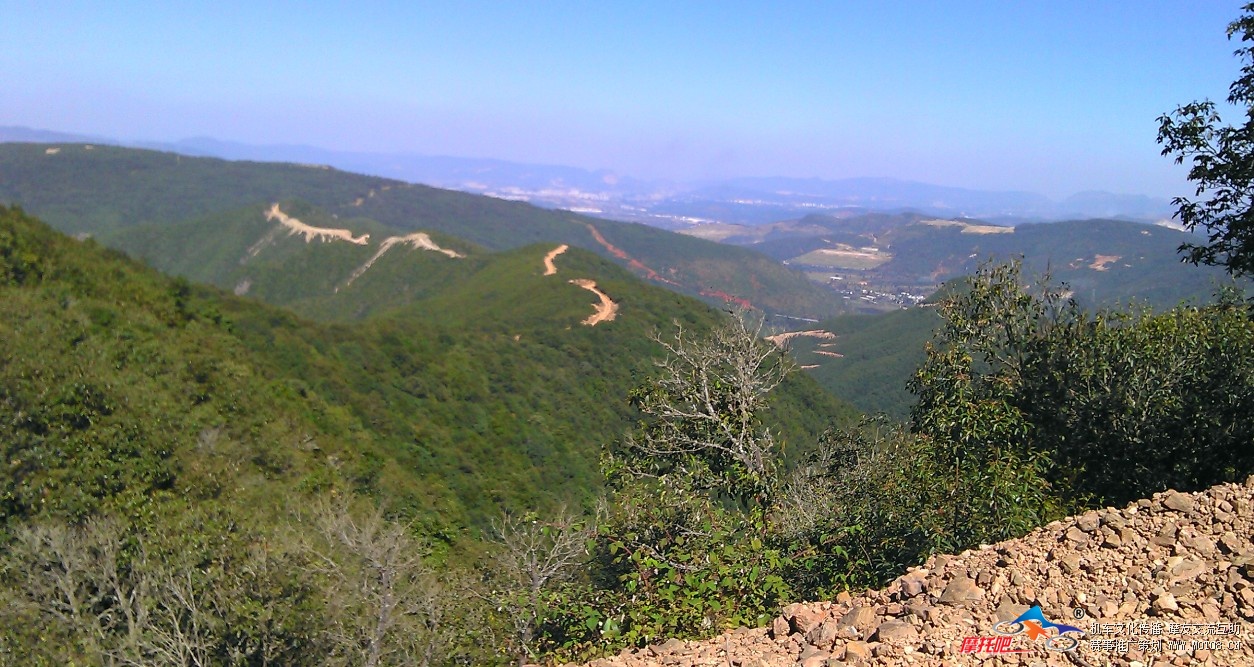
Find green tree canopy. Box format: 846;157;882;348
1158;3;1254;277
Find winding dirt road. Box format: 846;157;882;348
568;279;618;326
543;244;569;276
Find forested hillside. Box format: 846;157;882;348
0;203;852;531
780;305;940;418
0;203;861;663
764;215;1249;416
0;143;844;320
4;202;1253;664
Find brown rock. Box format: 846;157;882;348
938;576;983;605
799;652;830;667
993;596;1028;622
806;620;840;649
835;606;877;634
1220;531;1251;555
1164;491;1195;512
898;577;924;598
1059;553;1083;574
770;614;791;639
871;619;918;643
1152;523;1179;547
842;641;871;662
1153;592;1180;613
789;605;827;634
648;637;685;656
798;644;827;662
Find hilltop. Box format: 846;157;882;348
571;477;1254;666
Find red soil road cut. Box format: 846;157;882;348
581;221;747;309
699;288;754;310
583;223;755;310
583;223;680;286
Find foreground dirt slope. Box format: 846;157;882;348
574;477;1254;667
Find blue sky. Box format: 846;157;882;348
1;1;1248;197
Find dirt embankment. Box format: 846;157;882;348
344;232;464;286
265;203;370;245
1091;255;1122;271
765;330;838;347
572;477;1254;667
544;245;618;325
584;223;681;287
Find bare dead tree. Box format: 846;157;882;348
4;518;236;667
9;521;110;660
613;313;792;505
5;518;157;666
300;498;442;667
484;506;589;666
133;569;218;667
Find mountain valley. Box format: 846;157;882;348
2;136;1251;666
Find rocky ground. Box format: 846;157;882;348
571;477;1254;666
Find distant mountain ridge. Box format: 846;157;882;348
0;126;1174;224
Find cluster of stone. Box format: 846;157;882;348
570;476;1254;667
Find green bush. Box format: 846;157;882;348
786;263;1254;592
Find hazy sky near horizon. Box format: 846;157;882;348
1;1;1248;198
